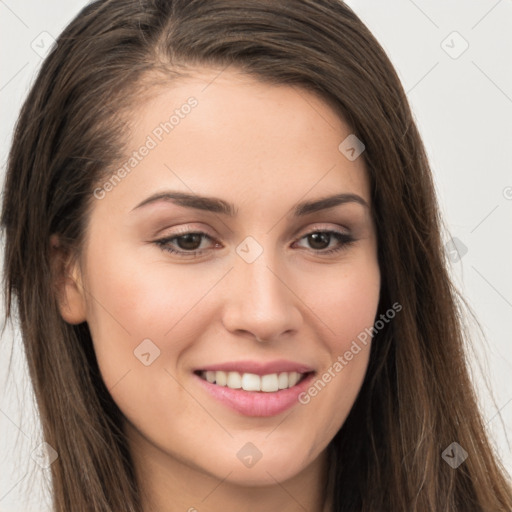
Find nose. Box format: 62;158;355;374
221;246;302;344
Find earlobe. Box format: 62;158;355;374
50;234;87;325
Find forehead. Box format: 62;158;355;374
94;68;370;216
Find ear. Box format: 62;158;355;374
50;234;87;324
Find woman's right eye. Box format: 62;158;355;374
154;232;218;258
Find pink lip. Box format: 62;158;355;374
196;359;315;376
193;371;316;417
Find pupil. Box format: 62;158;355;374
178;233;202;250
309;232;329;250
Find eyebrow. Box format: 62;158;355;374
131;191;369;216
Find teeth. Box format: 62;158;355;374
278;372;289;389
288;372;300;387
261;374;279;392
199;370;306;392
241;373;261;391
216;370;227;386
227;371;242;389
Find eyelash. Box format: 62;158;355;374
154;228;356;258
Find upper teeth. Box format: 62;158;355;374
200;370;304;392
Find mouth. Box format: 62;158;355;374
193;368;316;417
192;359;317;416
194;369;313;393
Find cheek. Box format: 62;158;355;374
81;243;208;448
303;253;381;347
293;255;380;440
81;242;191;387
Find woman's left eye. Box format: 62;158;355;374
154;229;355;258
293;230;356;254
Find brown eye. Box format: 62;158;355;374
155;231;217;257
295;230;355;254
174;233;203;251
307;232;331;250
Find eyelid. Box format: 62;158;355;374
156;222;351;244
298;223;351;237
154;223;217;240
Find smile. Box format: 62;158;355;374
193;368;316;417
196;370;310;392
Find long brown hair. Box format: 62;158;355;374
2;1;511;510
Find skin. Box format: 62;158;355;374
55;68;381;512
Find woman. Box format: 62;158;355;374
2;0;511;510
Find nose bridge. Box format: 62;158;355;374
222;235;301;340
240;251;283;310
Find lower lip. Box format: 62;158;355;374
193;372;315;417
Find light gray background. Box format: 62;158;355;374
1;1;511;511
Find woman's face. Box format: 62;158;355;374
62;68;380;490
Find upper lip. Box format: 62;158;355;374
196;359;315;376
